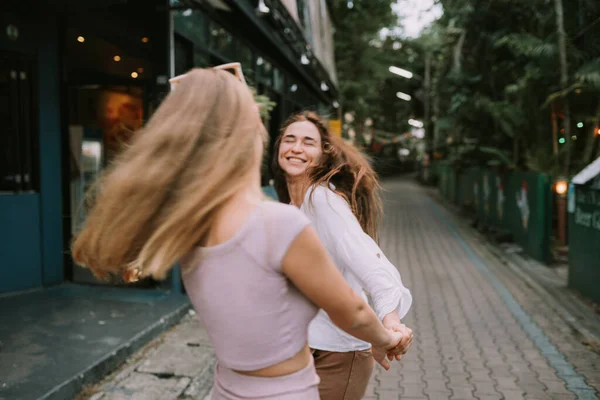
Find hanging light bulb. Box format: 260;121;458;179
301;54;310;65
333;101;340;108
321;82;329;91
290;84;298;92
347;0;354;9
257;0;270;14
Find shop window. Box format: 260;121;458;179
297;0;307;28
0;51;38;193
257;58;273;88
273;67;283;93
173;8;209;46
194;49;210;68
237;41;255;85
174;34;194;76
209;22;233;59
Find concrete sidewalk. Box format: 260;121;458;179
0;284;189;400
78;178;600;400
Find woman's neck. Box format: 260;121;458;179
287;176;310;207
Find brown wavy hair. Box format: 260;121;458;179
271;111;382;241
72;68;267;281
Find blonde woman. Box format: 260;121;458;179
72;68;408;399
272;111;413;400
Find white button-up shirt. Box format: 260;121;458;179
301;184;412;352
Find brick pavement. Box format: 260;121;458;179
79;178;600;400
364;178;599;400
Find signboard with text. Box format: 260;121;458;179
568;185;600;302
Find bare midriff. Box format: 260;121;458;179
234;344;312;378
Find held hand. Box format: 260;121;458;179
385;324;413;361
372;330;404;370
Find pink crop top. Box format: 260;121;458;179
180;201;318;371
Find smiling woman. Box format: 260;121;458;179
271;111;413;400
278;120;323;179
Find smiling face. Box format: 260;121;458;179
278;120;324;178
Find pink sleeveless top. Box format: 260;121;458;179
180;201;318;371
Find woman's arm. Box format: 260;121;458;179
307;187;413;322
282;226;405;368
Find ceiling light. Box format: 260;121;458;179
131;72;139;79
77;36;85;43
113;55;121;62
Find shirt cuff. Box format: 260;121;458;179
375;286;413;321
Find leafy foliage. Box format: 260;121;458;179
409;0;600;174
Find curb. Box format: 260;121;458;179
428;188;600;350
39;299;191;400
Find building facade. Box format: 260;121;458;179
0;0;338;295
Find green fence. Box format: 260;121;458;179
438;166;553;263
568;185;600;302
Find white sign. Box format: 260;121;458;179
574;208;600;231
516;181;530;231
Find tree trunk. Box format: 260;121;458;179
555;0;571;176
453;30;467;72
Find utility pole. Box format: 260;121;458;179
555;0;571;176
424;52;432;156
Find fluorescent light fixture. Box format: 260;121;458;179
389;66;413;79
397;92;412;101
408;119;423;128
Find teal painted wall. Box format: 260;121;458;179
0;10;63;292
37;16;64;286
0;195;43;292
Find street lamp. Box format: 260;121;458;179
554;177;568;247
397;92;412;101
389;66;413;79
408;119;423;128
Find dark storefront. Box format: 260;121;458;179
0;0;338;295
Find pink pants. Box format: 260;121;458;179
212;358;320;400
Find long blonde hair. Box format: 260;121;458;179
72;68;266;281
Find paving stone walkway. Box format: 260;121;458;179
79;178;600;400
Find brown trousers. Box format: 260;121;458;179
312;349;375;400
